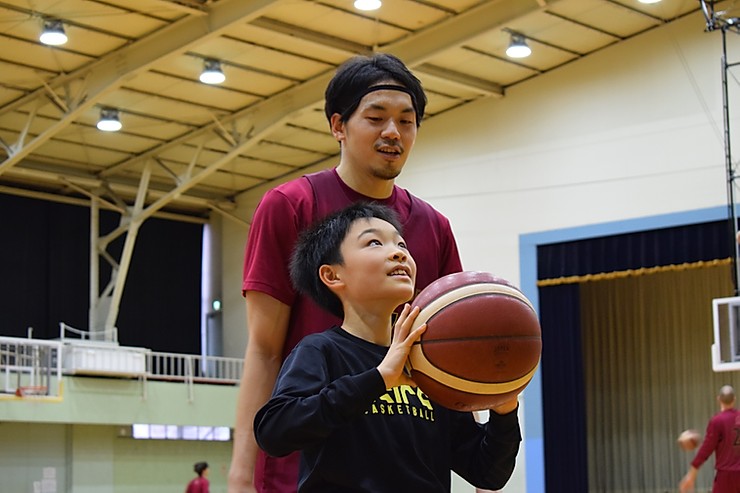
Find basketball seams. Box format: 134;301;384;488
407;272;542;411
409;342;538;394
411;282;536;332
417;335;541;344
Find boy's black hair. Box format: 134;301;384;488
194;461;208;476
324;53;427;127
290;202;403;318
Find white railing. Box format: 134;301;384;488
147;352;243;401
60;322;118;343
1;329;244;400
0;336;63;397
148;351;242;384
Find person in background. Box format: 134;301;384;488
254;202;521;492
186;461;210;493
679;385;740;493
228;53;463;493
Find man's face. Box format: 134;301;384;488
331;88;418;180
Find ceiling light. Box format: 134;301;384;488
97;108;122;132
354;0;381;11
506;33;531;59
638;0;662;3
199;59;225;85
39;19;68;46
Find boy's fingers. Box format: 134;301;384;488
405;305;420;323
408;323;426;342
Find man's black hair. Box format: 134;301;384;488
289;202;403;318
324;53;427;127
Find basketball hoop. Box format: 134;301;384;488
700;0;740;32
15;386;49;397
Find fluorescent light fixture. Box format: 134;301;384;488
199;59;226;85
96;108;122;132
183;426;199;440
354;0;381;11
506;33;531;59
638;0;661;3
150;424;166;439
132;424;149;439
40;19;68;46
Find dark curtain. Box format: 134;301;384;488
1;194;89;337
0;193;203;354
537;219;733;492
539;283;588;493
538;220;731;279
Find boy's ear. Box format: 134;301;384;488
319;264;343;292
329;114;346;142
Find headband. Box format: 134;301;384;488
341;84;421;123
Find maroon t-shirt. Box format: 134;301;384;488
692;408;740;472
242;168;463;492
185;477;209;493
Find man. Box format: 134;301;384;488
679;385;740;493
228;53;463;493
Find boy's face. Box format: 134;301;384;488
330;86;418;181
325;217;416;309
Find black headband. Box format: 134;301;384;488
340;84;420;122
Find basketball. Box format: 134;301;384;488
408;271;542;412
677;429;701;451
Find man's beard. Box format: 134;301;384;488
371;162;403;181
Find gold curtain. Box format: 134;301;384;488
577;261;739;492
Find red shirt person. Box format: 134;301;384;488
186;462;210;493
228;53;463;493
680;385;740;493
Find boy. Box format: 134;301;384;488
254;203;521;492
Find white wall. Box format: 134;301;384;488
223;10;739;492
0;422;232;493
403;11;730;282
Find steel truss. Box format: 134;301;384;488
701;0;740;293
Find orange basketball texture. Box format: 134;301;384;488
677;429;701;451
408;271;542;412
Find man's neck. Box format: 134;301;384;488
335;164;395;199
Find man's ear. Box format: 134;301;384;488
330;113;346;142
319;264;343;293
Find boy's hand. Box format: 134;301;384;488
377;304;426;389
488;395;520;415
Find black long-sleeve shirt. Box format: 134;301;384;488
254;326;522;492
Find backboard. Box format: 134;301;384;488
712;296;740;372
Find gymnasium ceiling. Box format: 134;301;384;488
0;0;713;221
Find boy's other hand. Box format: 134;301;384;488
489;395;520;415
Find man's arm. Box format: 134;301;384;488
679;465;698;493
228;291;291;493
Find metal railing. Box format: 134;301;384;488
148;351;242;384
0;331;243;400
0;336;63;397
146;351;243;401
59;322;118;343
